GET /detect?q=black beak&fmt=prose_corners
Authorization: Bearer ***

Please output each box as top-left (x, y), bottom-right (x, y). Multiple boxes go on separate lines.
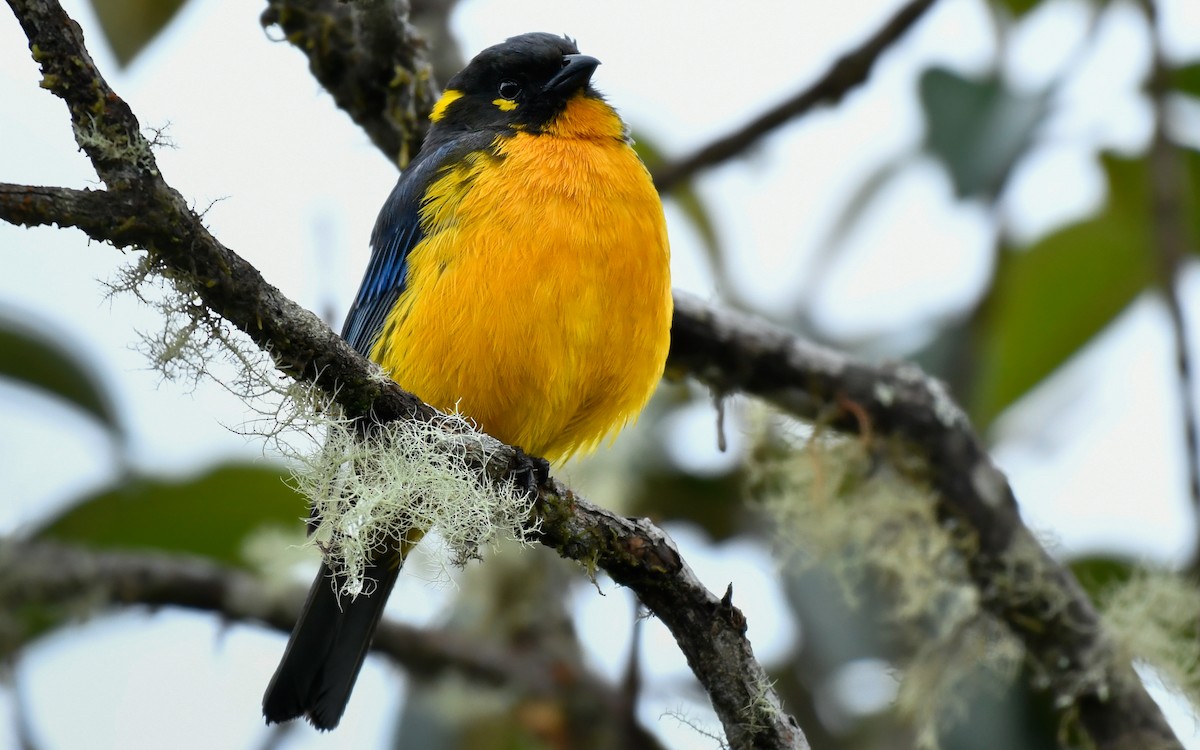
top-left (544, 54), bottom-right (600, 94)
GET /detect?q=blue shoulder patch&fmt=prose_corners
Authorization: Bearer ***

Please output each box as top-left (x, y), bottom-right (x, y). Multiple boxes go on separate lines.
top-left (341, 144), bottom-right (448, 355)
top-left (341, 132), bottom-right (501, 357)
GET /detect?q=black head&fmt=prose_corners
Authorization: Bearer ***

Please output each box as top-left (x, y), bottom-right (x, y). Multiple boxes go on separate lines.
top-left (428, 33), bottom-right (602, 135)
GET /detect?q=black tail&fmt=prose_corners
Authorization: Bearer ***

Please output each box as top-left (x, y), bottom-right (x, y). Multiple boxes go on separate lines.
top-left (262, 557), bottom-right (402, 730)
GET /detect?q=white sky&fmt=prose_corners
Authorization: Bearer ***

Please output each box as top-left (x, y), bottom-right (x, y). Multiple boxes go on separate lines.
top-left (2, 0), bottom-right (1200, 747)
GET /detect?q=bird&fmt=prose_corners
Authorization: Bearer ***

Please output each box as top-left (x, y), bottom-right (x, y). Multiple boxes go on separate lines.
top-left (262, 32), bottom-right (672, 729)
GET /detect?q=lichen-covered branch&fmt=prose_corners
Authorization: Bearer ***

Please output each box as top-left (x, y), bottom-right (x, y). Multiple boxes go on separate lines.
top-left (1, 0), bottom-right (1185, 748)
top-left (533, 485), bottom-right (804, 750)
top-left (1, 1), bottom-right (807, 747)
top-left (668, 295), bottom-right (1182, 750)
top-left (260, 0), bottom-right (438, 167)
top-left (0, 186), bottom-right (806, 748)
top-left (6, 0), bottom-right (429, 424)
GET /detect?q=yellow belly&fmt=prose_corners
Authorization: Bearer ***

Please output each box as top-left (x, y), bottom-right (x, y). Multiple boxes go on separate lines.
top-left (370, 130), bottom-right (672, 462)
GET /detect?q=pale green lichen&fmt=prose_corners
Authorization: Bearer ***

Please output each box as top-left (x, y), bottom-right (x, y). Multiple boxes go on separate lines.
top-left (106, 257), bottom-right (268, 395)
top-left (109, 257), bottom-right (535, 597)
top-left (73, 114), bottom-right (160, 175)
top-left (1101, 569), bottom-right (1200, 710)
top-left (747, 413), bottom-right (1023, 748)
top-left (897, 613), bottom-right (1022, 748)
top-left (662, 707), bottom-right (726, 750)
top-left (741, 673), bottom-right (783, 735)
top-left (284, 404), bottom-right (537, 598)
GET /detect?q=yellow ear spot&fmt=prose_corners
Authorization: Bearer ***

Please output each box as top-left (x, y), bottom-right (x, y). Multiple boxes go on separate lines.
top-left (492, 98), bottom-right (519, 112)
top-left (430, 90), bottom-right (463, 122)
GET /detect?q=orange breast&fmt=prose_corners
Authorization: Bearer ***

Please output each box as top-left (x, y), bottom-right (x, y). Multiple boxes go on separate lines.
top-left (371, 98), bottom-right (672, 462)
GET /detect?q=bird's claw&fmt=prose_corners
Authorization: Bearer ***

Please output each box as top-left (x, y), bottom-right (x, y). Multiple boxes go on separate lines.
top-left (513, 447), bottom-right (550, 496)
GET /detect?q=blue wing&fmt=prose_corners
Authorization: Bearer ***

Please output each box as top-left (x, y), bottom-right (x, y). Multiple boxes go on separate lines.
top-left (341, 176), bottom-right (423, 355)
top-left (341, 134), bottom-right (498, 357)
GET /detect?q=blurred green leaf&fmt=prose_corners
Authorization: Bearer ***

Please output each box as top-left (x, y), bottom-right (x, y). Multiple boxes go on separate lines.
top-left (971, 155), bottom-right (1154, 427)
top-left (89, 0), bottom-right (189, 67)
top-left (2, 600), bottom-right (71, 658)
top-left (919, 66), bottom-right (1047, 199)
top-left (1182, 146), bottom-right (1200, 251)
top-left (1068, 554), bottom-right (1135, 603)
top-left (0, 309), bottom-right (122, 437)
top-left (1172, 62), bottom-right (1200, 99)
top-left (34, 463), bottom-right (305, 568)
top-left (998, 0), bottom-right (1043, 16)
top-left (628, 468), bottom-right (745, 541)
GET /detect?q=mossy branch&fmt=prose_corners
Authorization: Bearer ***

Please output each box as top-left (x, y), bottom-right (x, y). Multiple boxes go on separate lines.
top-left (1, 1), bottom-right (806, 747)
top-left (669, 299), bottom-right (1183, 750)
top-left (260, 0), bottom-right (437, 167)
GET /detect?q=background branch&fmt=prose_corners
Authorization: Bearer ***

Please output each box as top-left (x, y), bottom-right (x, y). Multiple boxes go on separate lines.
top-left (650, 0), bottom-right (937, 192)
top-left (668, 295), bottom-right (1182, 750)
top-left (0, 538), bottom-right (667, 750)
top-left (261, 0), bottom-right (438, 166)
top-left (1144, 0), bottom-right (1200, 571)
top-left (256, 0), bottom-right (938, 193)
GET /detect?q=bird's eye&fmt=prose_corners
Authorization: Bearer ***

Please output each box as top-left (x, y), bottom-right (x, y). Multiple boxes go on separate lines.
top-left (497, 80), bottom-right (521, 100)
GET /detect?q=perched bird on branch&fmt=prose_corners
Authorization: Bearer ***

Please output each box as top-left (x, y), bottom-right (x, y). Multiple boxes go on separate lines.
top-left (263, 32), bottom-right (672, 730)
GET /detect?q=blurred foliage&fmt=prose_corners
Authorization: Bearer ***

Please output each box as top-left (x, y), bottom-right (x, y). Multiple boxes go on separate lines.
top-left (0, 300), bottom-right (299, 566)
top-left (816, 67), bottom-right (1047, 305)
top-left (1069, 554), bottom-right (1136, 601)
top-left (918, 67), bottom-right (1047, 200)
top-left (0, 308), bottom-right (123, 439)
top-left (1, 305), bottom-right (299, 655)
top-left (33, 464), bottom-right (304, 567)
top-left (971, 155), bottom-right (1158, 427)
top-left (88, 0), bottom-right (189, 67)
top-left (1173, 62), bottom-right (1200, 98)
top-left (628, 469), bottom-right (745, 541)
top-left (824, 49), bottom-right (1200, 432)
top-left (998, 0), bottom-right (1043, 16)
top-left (998, 0), bottom-right (1111, 19)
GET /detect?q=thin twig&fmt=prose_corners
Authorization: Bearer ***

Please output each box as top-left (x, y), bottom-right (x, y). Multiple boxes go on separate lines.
top-left (1144, 0), bottom-right (1200, 557)
top-left (265, 0), bottom-right (939, 192)
top-left (650, 0), bottom-right (938, 192)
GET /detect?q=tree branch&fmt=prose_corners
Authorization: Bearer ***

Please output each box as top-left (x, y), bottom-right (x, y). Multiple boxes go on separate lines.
top-left (0, 539), bottom-right (522, 687)
top-left (2, 1), bottom-right (806, 747)
top-left (1144, 0), bottom-right (1200, 568)
top-left (669, 296), bottom-right (1182, 750)
top-left (255, 0), bottom-right (939, 192)
top-left (650, 0), bottom-right (938, 192)
top-left (260, 0), bottom-right (437, 167)
top-left (1, 0), bottom-right (1185, 748)
top-left (0, 538), bottom-right (666, 750)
